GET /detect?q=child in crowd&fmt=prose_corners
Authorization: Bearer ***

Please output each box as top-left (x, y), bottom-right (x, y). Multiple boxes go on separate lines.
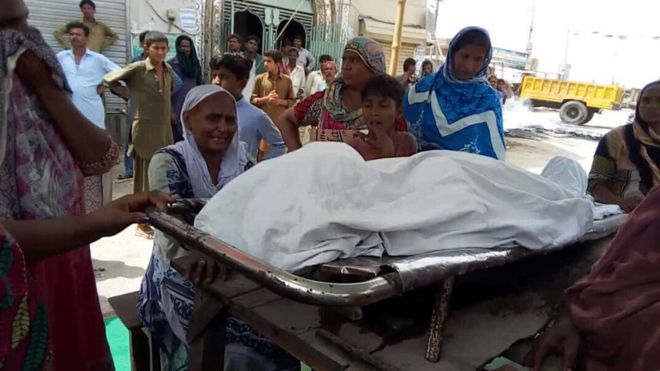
top-left (350, 74), bottom-right (417, 160)
top-left (210, 54), bottom-right (286, 160)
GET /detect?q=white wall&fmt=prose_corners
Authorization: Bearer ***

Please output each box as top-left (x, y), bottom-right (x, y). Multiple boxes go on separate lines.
top-left (128, 0), bottom-right (200, 33)
top-left (350, 0), bottom-right (427, 28)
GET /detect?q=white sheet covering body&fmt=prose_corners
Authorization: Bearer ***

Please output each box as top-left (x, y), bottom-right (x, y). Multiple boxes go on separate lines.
top-left (195, 143), bottom-right (595, 272)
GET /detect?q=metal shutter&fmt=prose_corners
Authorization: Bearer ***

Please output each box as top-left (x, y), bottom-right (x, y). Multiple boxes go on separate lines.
top-left (379, 41), bottom-right (416, 75)
top-left (25, 0), bottom-right (128, 113)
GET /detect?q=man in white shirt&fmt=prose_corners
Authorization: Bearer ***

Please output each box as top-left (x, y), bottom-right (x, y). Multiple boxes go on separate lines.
top-left (56, 21), bottom-right (119, 212)
top-left (286, 47), bottom-right (306, 101)
top-left (303, 54), bottom-right (332, 97)
top-left (57, 21), bottom-right (119, 128)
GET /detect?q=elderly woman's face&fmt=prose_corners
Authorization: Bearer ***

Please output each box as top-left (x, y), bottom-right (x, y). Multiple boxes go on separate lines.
top-left (638, 84), bottom-right (660, 127)
top-left (184, 93), bottom-right (237, 155)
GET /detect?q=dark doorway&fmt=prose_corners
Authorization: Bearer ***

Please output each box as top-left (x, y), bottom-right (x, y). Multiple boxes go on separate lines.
top-left (276, 19), bottom-right (306, 52)
top-left (234, 11), bottom-right (263, 53)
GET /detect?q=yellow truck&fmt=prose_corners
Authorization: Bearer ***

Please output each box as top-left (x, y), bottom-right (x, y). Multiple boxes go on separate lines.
top-left (519, 76), bottom-right (625, 125)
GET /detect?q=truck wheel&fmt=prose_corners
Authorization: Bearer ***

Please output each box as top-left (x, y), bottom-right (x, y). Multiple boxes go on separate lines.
top-left (559, 101), bottom-right (589, 125)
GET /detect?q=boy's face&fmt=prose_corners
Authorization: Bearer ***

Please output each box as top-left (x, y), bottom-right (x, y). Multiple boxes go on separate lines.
top-left (228, 38), bottom-right (241, 52)
top-left (264, 56), bottom-right (278, 74)
top-left (213, 67), bottom-right (246, 99)
top-left (246, 39), bottom-right (259, 54)
top-left (147, 41), bottom-right (168, 64)
top-left (406, 64), bottom-right (416, 74)
top-left (81, 4), bottom-right (95, 19)
top-left (423, 63), bottom-right (433, 75)
top-left (362, 95), bottom-right (401, 134)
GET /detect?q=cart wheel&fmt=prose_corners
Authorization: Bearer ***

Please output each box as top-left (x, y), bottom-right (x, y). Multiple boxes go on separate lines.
top-left (559, 101), bottom-right (589, 125)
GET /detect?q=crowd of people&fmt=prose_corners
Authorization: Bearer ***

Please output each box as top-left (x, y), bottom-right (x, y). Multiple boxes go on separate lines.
top-left (1, 0), bottom-right (659, 370)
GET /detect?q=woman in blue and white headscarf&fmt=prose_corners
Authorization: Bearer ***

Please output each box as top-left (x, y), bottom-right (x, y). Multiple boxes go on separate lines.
top-left (404, 26), bottom-right (506, 160)
top-left (138, 85), bottom-right (298, 371)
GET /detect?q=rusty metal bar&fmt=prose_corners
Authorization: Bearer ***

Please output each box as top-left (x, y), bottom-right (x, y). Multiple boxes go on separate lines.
top-left (425, 276), bottom-right (456, 362)
top-left (147, 209), bottom-right (402, 307)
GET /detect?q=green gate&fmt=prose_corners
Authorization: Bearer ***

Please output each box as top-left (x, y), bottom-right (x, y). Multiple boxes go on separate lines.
top-left (308, 23), bottom-right (348, 69)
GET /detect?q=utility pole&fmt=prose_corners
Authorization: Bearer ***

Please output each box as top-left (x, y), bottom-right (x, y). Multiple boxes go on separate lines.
top-left (388, 0), bottom-right (407, 76)
top-left (562, 28), bottom-right (571, 81)
top-left (526, 0), bottom-right (535, 60)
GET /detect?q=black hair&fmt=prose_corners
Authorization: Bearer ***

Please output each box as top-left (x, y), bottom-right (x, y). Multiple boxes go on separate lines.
top-left (403, 58), bottom-right (416, 72)
top-left (138, 30), bottom-right (150, 43)
top-left (293, 34), bottom-right (304, 42)
top-left (422, 59), bottom-right (433, 69)
top-left (264, 50), bottom-right (283, 64)
top-left (319, 54), bottom-right (333, 64)
top-left (286, 47), bottom-right (299, 57)
top-left (144, 31), bottom-right (168, 48)
top-left (210, 54), bottom-right (252, 81)
top-left (79, 0), bottom-right (96, 9)
top-left (228, 33), bottom-right (242, 43)
top-left (66, 21), bottom-right (90, 37)
top-left (246, 35), bottom-right (261, 45)
top-left (451, 29), bottom-right (491, 55)
top-left (361, 74), bottom-right (404, 108)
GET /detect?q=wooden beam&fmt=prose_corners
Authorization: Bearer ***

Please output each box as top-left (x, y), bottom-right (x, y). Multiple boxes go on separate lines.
top-left (388, 0), bottom-right (407, 75)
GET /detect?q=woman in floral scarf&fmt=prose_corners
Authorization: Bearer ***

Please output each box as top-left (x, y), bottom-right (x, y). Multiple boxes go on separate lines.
top-left (278, 37), bottom-right (408, 150)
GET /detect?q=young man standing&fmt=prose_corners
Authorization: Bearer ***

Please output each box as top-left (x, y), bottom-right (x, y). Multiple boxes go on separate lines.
top-left (244, 35), bottom-right (266, 75)
top-left (54, 0), bottom-right (118, 53)
top-left (241, 35), bottom-right (265, 99)
top-left (56, 21), bottom-right (119, 213)
top-left (251, 50), bottom-right (296, 160)
top-left (396, 58), bottom-right (419, 91)
top-left (117, 30), bottom-right (151, 181)
top-left (104, 31), bottom-right (175, 237)
top-left (293, 34), bottom-right (315, 74)
top-left (211, 54), bottom-right (286, 160)
top-left (286, 47), bottom-right (306, 101)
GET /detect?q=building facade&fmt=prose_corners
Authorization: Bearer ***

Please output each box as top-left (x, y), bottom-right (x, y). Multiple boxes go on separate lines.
top-left (351, 0), bottom-right (429, 75)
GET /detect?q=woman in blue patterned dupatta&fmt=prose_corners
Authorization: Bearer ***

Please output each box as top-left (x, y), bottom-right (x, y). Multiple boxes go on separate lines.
top-left (138, 85), bottom-right (298, 371)
top-left (404, 26), bottom-right (506, 160)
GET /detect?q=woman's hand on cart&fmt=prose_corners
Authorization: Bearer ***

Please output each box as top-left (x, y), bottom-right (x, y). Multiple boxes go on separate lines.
top-left (184, 252), bottom-right (228, 288)
top-left (88, 191), bottom-right (173, 238)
